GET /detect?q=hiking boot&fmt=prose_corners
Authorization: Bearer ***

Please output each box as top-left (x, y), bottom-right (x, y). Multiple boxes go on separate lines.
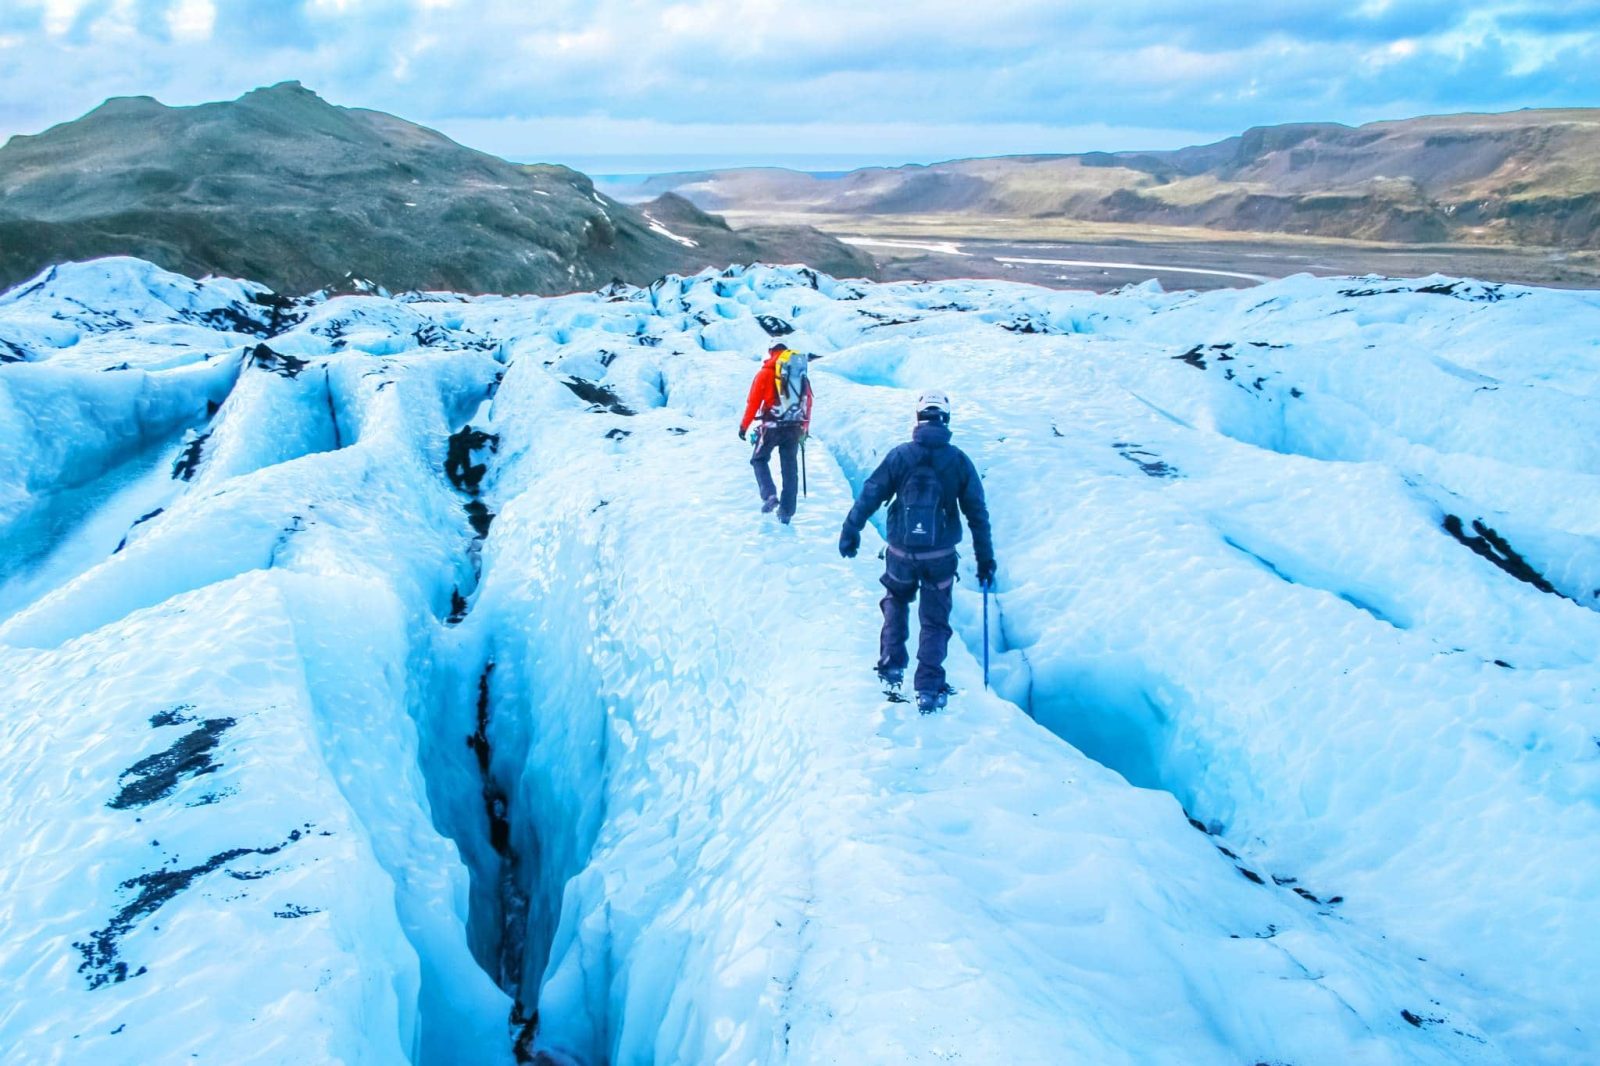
top-left (777, 510), bottom-right (793, 525)
top-left (916, 690), bottom-right (948, 715)
top-left (876, 667), bottom-right (904, 689)
top-left (761, 496), bottom-right (780, 514)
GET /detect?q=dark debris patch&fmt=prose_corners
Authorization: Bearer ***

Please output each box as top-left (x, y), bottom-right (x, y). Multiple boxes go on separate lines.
top-left (605, 427), bottom-right (631, 441)
top-left (6, 266), bottom-right (55, 302)
top-left (61, 297), bottom-right (134, 333)
top-left (445, 426), bottom-right (500, 495)
top-left (267, 516), bottom-right (307, 568)
top-left (858, 309), bottom-right (922, 329)
top-left (196, 303), bottom-right (272, 338)
top-left (1113, 442), bottom-right (1179, 479)
top-left (756, 315), bottom-right (794, 336)
top-left (1175, 342), bottom-right (1242, 371)
top-left (467, 664), bottom-right (512, 857)
top-left (0, 335), bottom-right (33, 362)
top-left (597, 278), bottom-right (638, 301)
top-left (561, 377), bottom-right (635, 416)
top-left (413, 322), bottom-right (452, 348)
top-left (150, 706), bottom-right (197, 728)
top-left (1416, 280), bottom-right (1516, 302)
top-left (74, 829), bottom-right (308, 990)
top-left (171, 431), bottom-right (210, 481)
top-left (249, 343), bottom-right (311, 379)
top-left (273, 904), bottom-right (322, 919)
top-left (464, 500), bottom-right (494, 538)
top-left (1441, 515), bottom-right (1565, 599)
top-left (1338, 283), bottom-right (1403, 298)
top-left (108, 718), bottom-right (236, 810)
top-left (1340, 280), bottom-right (1518, 303)
top-left (1401, 1009), bottom-right (1446, 1028)
top-left (114, 508), bottom-right (165, 553)
top-left (447, 588), bottom-right (470, 626)
top-left (512, 1002), bottom-right (541, 1064)
top-left (249, 291), bottom-right (301, 335)
top-left (998, 315), bottom-right (1052, 334)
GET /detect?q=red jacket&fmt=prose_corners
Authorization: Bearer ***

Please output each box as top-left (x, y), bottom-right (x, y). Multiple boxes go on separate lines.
top-left (740, 351), bottom-right (813, 434)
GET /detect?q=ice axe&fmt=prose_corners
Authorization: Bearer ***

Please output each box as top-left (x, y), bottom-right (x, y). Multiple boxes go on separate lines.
top-left (982, 583), bottom-right (991, 691)
top-left (800, 352), bottom-right (820, 500)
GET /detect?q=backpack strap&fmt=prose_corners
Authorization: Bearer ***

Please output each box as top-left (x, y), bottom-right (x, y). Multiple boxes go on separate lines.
top-left (908, 444), bottom-right (958, 499)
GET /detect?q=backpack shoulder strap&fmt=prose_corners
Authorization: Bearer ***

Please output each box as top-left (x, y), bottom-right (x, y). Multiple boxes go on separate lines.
top-left (928, 445), bottom-right (965, 500)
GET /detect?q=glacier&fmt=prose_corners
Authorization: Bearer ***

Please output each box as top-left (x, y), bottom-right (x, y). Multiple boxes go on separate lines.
top-left (0, 256), bottom-right (1596, 1064)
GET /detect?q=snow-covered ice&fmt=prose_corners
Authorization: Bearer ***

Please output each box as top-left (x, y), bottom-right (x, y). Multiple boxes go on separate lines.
top-left (1, 256), bottom-right (1596, 1064)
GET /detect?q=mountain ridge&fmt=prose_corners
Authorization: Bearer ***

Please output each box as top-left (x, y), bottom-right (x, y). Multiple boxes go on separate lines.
top-left (0, 82), bottom-right (876, 294)
top-left (606, 107), bottom-right (1600, 248)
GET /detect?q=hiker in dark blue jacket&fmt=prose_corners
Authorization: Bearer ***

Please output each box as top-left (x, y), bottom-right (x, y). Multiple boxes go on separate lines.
top-left (839, 391), bottom-right (996, 713)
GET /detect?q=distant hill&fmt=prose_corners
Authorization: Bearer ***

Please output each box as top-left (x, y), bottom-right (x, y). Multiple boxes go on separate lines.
top-left (0, 83), bottom-right (875, 294)
top-left (608, 110), bottom-right (1600, 248)
top-left (630, 192), bottom-right (876, 277)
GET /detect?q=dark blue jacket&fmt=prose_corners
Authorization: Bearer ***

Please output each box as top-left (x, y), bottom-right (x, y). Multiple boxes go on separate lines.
top-left (844, 422), bottom-right (994, 564)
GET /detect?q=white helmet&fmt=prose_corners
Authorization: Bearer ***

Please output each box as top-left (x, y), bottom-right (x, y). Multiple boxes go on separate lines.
top-left (915, 390), bottom-right (951, 422)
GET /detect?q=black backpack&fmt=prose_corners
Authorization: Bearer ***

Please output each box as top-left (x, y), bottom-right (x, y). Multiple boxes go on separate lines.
top-left (897, 448), bottom-right (949, 550)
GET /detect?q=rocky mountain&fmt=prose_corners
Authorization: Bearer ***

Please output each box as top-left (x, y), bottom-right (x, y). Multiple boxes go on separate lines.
top-left (0, 83), bottom-right (875, 294)
top-left (610, 109), bottom-right (1600, 247)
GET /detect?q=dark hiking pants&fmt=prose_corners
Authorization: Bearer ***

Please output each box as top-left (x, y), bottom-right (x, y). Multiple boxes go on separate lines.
top-left (878, 547), bottom-right (959, 694)
top-left (751, 422), bottom-right (803, 518)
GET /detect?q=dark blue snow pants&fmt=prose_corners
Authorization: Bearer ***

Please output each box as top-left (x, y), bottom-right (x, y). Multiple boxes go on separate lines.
top-left (878, 546), bottom-right (959, 694)
top-left (751, 422), bottom-right (803, 519)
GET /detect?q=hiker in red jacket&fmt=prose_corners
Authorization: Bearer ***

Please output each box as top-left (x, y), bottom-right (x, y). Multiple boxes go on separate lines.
top-left (738, 343), bottom-right (813, 524)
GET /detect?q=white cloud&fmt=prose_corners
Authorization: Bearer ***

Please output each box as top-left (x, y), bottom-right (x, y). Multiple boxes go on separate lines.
top-left (166, 0), bottom-right (216, 41)
top-left (38, 0), bottom-right (90, 36)
top-left (0, 0), bottom-right (1594, 165)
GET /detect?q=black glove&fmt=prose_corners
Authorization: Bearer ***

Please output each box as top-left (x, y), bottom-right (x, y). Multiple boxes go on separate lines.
top-left (839, 526), bottom-right (860, 558)
top-left (977, 558), bottom-right (996, 589)
top-left (738, 427), bottom-right (747, 442)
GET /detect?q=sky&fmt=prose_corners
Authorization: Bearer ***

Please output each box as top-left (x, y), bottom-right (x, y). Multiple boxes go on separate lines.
top-left (1, 0), bottom-right (1596, 173)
